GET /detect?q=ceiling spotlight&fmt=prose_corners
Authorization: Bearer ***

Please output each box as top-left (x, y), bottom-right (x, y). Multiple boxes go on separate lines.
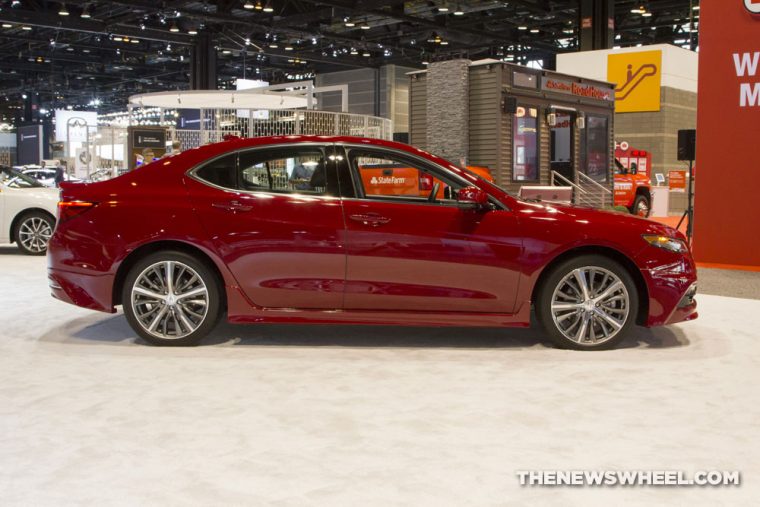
top-left (169, 22), bottom-right (179, 32)
top-left (254, 0), bottom-right (263, 9)
top-left (518, 25), bottom-right (527, 30)
top-left (453, 5), bottom-right (464, 15)
top-left (243, 1), bottom-right (254, 8)
top-left (360, 22), bottom-right (370, 29)
top-left (59, 3), bottom-right (69, 16)
top-left (268, 42), bottom-right (278, 48)
top-left (284, 45), bottom-right (293, 50)
top-left (80, 4), bottom-right (93, 18)
top-left (222, 49), bottom-right (231, 54)
top-left (131, 38), bottom-right (139, 43)
top-left (188, 28), bottom-right (198, 35)
top-left (440, 40), bottom-right (449, 45)
top-left (437, 6), bottom-right (449, 13)
top-left (642, 11), bottom-right (652, 17)
top-left (530, 28), bottom-right (540, 33)
top-left (362, 50), bottom-right (370, 57)
top-left (350, 47), bottom-right (358, 55)
top-left (1, 23), bottom-right (12, 28)
top-left (344, 17), bottom-right (355, 27)
top-left (11, 0), bottom-right (21, 7)
top-left (21, 25), bottom-right (32, 30)
top-left (631, 5), bottom-right (646, 14)
top-left (263, 1), bottom-right (273, 12)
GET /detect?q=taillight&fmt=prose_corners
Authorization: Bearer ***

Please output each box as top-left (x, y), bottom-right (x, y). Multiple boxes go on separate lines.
top-left (419, 174), bottom-right (433, 191)
top-left (57, 201), bottom-right (96, 222)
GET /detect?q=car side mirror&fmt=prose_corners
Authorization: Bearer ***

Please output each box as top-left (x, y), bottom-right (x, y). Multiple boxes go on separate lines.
top-left (457, 186), bottom-right (489, 209)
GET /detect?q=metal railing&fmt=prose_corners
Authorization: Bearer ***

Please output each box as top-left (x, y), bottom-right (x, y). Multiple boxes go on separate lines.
top-left (551, 170), bottom-right (611, 208)
top-left (577, 172), bottom-right (612, 208)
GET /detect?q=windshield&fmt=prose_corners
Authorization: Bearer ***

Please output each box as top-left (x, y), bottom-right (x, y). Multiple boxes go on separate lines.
top-left (0, 167), bottom-right (44, 188)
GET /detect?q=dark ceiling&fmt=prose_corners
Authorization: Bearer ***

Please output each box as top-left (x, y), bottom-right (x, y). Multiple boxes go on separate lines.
top-left (0, 0), bottom-right (700, 121)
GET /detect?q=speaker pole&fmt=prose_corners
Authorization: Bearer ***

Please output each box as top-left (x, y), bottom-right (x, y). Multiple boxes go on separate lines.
top-left (676, 158), bottom-right (695, 244)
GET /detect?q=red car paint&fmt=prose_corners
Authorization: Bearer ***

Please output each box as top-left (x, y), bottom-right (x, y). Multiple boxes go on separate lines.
top-left (47, 135), bottom-right (696, 330)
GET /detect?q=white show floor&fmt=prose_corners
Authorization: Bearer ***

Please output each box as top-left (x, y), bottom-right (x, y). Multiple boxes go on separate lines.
top-left (1, 248), bottom-right (759, 506)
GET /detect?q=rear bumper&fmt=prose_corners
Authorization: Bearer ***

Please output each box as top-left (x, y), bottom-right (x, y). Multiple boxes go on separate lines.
top-left (48, 268), bottom-right (116, 313)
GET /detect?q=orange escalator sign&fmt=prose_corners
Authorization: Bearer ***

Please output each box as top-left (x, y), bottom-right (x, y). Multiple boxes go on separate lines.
top-left (607, 50), bottom-right (662, 113)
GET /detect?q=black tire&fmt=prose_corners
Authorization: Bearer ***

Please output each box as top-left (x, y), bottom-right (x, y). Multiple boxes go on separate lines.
top-left (631, 194), bottom-right (651, 218)
top-left (14, 211), bottom-right (55, 256)
top-left (122, 251), bottom-right (222, 346)
top-left (535, 254), bottom-right (639, 351)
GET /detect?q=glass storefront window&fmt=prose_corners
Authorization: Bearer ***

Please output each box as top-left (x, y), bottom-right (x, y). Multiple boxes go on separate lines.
top-left (582, 115), bottom-right (609, 182)
top-left (513, 106), bottom-right (539, 182)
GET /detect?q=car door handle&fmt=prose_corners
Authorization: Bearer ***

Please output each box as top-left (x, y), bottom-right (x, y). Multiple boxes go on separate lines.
top-left (212, 200), bottom-right (253, 212)
top-left (349, 213), bottom-right (391, 226)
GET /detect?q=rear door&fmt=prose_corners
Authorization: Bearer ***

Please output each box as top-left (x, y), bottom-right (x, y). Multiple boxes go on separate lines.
top-left (185, 143), bottom-right (347, 309)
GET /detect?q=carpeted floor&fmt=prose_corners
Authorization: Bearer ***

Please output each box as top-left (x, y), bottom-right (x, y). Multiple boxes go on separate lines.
top-left (1, 248), bottom-right (759, 505)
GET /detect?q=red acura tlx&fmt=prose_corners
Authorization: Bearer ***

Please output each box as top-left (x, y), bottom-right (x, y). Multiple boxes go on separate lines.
top-left (47, 136), bottom-right (697, 350)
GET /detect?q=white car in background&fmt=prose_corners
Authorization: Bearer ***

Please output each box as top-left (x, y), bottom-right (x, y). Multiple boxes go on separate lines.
top-left (0, 168), bottom-right (59, 255)
top-left (20, 167), bottom-right (81, 187)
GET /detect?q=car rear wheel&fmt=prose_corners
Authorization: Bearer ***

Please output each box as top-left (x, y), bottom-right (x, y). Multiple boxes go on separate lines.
top-left (535, 255), bottom-right (639, 350)
top-left (122, 251), bottom-right (221, 346)
top-left (15, 211), bottom-right (55, 255)
top-left (631, 194), bottom-right (651, 217)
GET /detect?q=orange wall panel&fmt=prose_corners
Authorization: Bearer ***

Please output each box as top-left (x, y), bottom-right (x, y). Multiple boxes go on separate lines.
top-left (693, 0), bottom-right (760, 267)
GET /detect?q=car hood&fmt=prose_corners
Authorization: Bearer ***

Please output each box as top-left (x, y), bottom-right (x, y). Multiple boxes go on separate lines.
top-left (515, 199), bottom-right (682, 239)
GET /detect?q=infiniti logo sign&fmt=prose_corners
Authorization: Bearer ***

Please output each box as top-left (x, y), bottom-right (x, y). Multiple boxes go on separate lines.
top-left (746, 0), bottom-right (760, 15)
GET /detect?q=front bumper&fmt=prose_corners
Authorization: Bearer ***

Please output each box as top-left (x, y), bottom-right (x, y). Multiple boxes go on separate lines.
top-left (641, 258), bottom-right (698, 326)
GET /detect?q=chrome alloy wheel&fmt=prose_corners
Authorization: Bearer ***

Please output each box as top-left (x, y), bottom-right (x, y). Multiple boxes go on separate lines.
top-left (550, 267), bottom-right (630, 346)
top-left (19, 216), bottom-right (53, 253)
top-left (130, 260), bottom-right (209, 340)
top-left (636, 199), bottom-right (650, 217)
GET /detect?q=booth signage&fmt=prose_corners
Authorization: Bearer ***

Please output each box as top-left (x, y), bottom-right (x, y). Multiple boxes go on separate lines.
top-left (133, 129), bottom-right (166, 149)
top-left (668, 170), bottom-right (687, 192)
top-left (541, 77), bottom-right (614, 102)
top-left (17, 125), bottom-right (43, 166)
top-left (694, 0), bottom-right (760, 267)
top-left (745, 0), bottom-right (760, 15)
top-left (607, 50), bottom-right (662, 113)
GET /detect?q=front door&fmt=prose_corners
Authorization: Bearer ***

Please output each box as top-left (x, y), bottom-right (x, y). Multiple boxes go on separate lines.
top-left (550, 111), bottom-right (575, 183)
top-left (185, 144), bottom-right (346, 309)
top-left (338, 145), bottom-right (523, 314)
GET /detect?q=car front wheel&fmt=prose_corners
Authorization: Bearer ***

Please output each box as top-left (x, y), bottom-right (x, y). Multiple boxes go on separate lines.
top-left (122, 251), bottom-right (222, 346)
top-left (535, 255), bottom-right (639, 350)
top-left (631, 194), bottom-right (651, 217)
top-left (15, 211), bottom-right (55, 255)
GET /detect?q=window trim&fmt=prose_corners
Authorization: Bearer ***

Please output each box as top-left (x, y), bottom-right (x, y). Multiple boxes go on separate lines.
top-left (511, 104), bottom-right (541, 184)
top-left (186, 142), bottom-right (338, 198)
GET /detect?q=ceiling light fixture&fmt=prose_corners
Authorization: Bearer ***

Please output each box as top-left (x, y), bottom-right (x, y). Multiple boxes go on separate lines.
top-left (453, 5), bottom-right (464, 15)
top-left (1, 23), bottom-right (12, 28)
top-left (437, 6), bottom-right (449, 13)
top-left (344, 17), bottom-right (355, 27)
top-left (360, 21), bottom-right (370, 29)
top-left (263, 2), bottom-right (273, 12)
top-left (59, 3), bottom-right (69, 16)
top-left (80, 5), bottom-right (93, 18)
top-left (169, 22), bottom-right (179, 32)
top-left (254, 0), bottom-right (263, 10)
top-left (530, 28), bottom-right (540, 33)
top-left (244, 1), bottom-right (254, 9)
top-left (518, 25), bottom-right (527, 30)
top-left (188, 27), bottom-right (198, 35)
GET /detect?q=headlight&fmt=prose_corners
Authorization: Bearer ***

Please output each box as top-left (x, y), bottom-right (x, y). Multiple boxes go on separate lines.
top-left (642, 234), bottom-right (688, 253)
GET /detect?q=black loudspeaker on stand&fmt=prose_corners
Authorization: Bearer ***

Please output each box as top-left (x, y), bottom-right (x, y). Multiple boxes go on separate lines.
top-left (676, 129), bottom-right (696, 243)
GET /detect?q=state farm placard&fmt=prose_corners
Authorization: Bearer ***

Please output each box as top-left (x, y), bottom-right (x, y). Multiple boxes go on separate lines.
top-left (693, 0), bottom-right (760, 267)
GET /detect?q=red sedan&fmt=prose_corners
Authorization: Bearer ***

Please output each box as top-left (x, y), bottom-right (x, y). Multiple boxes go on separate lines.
top-left (47, 136), bottom-right (697, 350)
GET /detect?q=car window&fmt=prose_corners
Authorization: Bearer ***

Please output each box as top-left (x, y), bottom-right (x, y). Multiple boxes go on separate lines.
top-left (195, 153), bottom-right (237, 189)
top-left (347, 149), bottom-right (463, 204)
top-left (238, 148), bottom-right (334, 195)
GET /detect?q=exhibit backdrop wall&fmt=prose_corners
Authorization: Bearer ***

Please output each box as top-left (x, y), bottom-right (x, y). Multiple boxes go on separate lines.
top-left (693, 0), bottom-right (760, 268)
